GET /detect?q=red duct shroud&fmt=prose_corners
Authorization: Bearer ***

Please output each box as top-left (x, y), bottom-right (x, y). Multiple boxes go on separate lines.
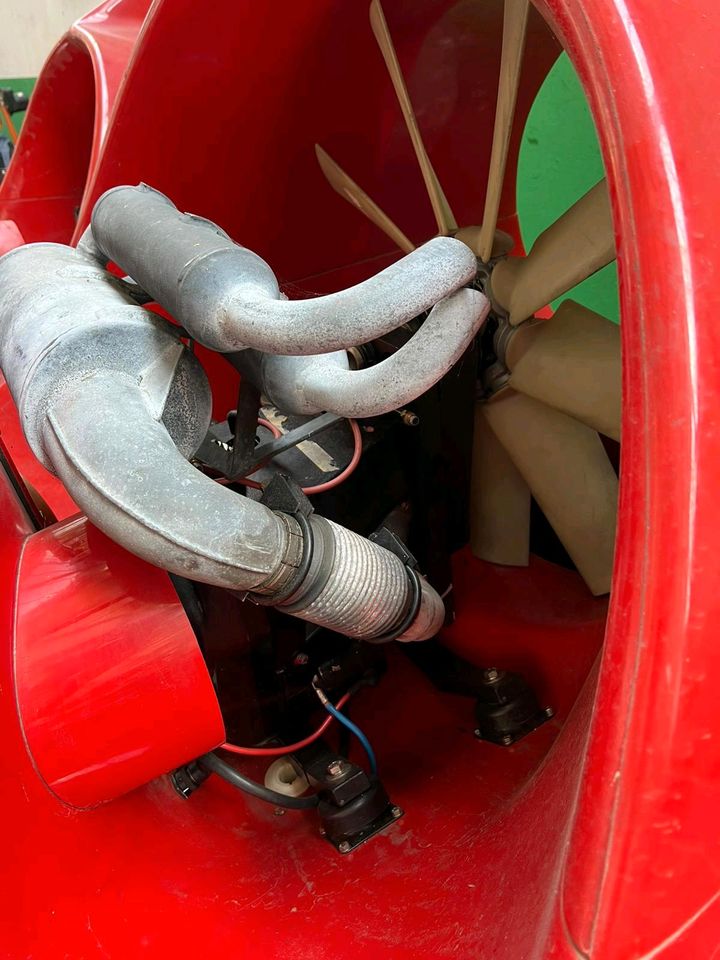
top-left (14, 515), bottom-right (224, 808)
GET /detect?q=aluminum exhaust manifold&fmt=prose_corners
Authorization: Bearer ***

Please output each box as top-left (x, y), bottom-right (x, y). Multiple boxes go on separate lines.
top-left (0, 243), bottom-right (443, 641)
top-left (236, 285), bottom-right (486, 419)
top-left (89, 186), bottom-right (489, 419)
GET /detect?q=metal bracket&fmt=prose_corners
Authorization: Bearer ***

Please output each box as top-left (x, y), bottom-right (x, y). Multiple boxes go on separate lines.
top-left (196, 381), bottom-right (342, 483)
top-left (249, 411), bottom-right (341, 477)
top-left (195, 380), bottom-right (261, 479)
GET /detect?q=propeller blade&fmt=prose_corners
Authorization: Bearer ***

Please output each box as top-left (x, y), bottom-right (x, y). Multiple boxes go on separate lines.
top-left (491, 178), bottom-right (615, 325)
top-left (369, 0), bottom-right (457, 235)
top-left (505, 300), bottom-right (621, 440)
top-left (315, 144), bottom-right (415, 254)
top-left (470, 402), bottom-right (531, 565)
top-left (476, 0), bottom-right (530, 263)
top-left (483, 390), bottom-right (617, 595)
top-left (454, 225), bottom-right (515, 259)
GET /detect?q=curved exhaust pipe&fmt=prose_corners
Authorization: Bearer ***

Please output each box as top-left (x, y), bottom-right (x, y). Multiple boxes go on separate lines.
top-left (90, 183), bottom-right (479, 356)
top-left (0, 243), bottom-right (443, 642)
top-left (245, 287), bottom-right (488, 418)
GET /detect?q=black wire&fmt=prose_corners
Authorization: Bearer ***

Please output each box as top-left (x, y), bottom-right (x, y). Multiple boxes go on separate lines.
top-left (198, 751), bottom-right (319, 810)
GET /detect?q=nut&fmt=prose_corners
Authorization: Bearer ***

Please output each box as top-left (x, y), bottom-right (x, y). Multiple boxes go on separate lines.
top-left (326, 760), bottom-right (346, 778)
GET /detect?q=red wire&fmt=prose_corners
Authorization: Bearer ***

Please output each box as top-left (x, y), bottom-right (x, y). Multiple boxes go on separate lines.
top-left (239, 418), bottom-right (363, 495)
top-left (300, 419), bottom-right (363, 495)
top-left (257, 417), bottom-right (282, 439)
top-left (220, 691), bottom-right (352, 757)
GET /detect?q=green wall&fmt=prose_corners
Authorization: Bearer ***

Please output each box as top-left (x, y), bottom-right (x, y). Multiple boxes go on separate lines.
top-left (517, 53), bottom-right (619, 323)
top-left (0, 77), bottom-right (35, 134)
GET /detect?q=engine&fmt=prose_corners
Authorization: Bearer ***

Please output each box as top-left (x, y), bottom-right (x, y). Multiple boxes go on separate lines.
top-left (0, 181), bottom-right (503, 846)
top-left (0, 163), bottom-right (617, 854)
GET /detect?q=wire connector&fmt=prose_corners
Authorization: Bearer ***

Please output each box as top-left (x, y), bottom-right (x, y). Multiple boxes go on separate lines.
top-left (312, 676), bottom-right (330, 706)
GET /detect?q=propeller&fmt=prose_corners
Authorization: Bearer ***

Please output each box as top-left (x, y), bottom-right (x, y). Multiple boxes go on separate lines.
top-left (369, 0), bottom-right (457, 235)
top-left (480, 390), bottom-right (618, 596)
top-left (313, 0), bottom-right (622, 596)
top-left (315, 144), bottom-right (415, 254)
top-left (504, 299), bottom-right (621, 440)
top-left (470, 403), bottom-right (531, 566)
top-left (490, 178), bottom-right (615, 324)
top-left (317, 0), bottom-right (524, 258)
top-left (475, 0), bottom-right (529, 262)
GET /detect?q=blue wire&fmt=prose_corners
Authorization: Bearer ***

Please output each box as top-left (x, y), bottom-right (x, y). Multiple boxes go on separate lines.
top-left (323, 700), bottom-right (378, 775)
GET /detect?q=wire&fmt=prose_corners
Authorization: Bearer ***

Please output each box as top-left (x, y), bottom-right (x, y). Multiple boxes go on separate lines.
top-left (257, 417), bottom-right (282, 439)
top-left (238, 418), bottom-right (363, 495)
top-left (220, 691), bottom-right (352, 757)
top-left (322, 701), bottom-right (378, 775)
top-left (312, 679), bottom-right (378, 775)
top-left (198, 751), bottom-right (319, 810)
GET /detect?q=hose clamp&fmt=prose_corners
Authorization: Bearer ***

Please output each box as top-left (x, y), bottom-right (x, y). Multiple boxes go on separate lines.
top-left (363, 527), bottom-right (423, 644)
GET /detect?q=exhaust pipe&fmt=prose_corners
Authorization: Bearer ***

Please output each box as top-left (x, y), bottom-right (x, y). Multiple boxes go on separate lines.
top-left (239, 287), bottom-right (488, 418)
top-left (90, 183), bottom-right (489, 419)
top-left (90, 183), bottom-right (479, 356)
top-left (0, 243), bottom-right (443, 641)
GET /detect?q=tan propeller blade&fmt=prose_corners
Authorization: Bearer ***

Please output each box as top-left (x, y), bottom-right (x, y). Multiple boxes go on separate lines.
top-left (505, 300), bottom-right (621, 440)
top-left (482, 390), bottom-right (617, 595)
top-left (315, 144), bottom-right (415, 254)
top-left (476, 0), bottom-right (530, 263)
top-left (491, 178), bottom-right (615, 325)
top-left (369, 0), bottom-right (457, 235)
top-left (470, 403), bottom-right (531, 566)
top-left (455, 225), bottom-right (515, 259)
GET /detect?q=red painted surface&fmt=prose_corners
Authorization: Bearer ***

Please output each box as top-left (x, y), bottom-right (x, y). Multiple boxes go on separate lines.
top-left (14, 516), bottom-right (225, 808)
top-left (0, 219), bottom-right (24, 255)
top-left (536, 0), bottom-right (720, 956)
top-left (0, 0), bottom-right (717, 957)
top-left (0, 0), bottom-right (152, 244)
top-left (0, 375), bottom-right (77, 520)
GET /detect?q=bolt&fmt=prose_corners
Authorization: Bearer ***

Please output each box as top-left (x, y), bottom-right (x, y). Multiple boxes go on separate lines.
top-left (396, 408), bottom-right (420, 427)
top-left (501, 734), bottom-right (514, 746)
top-left (544, 706), bottom-right (555, 718)
top-left (319, 827), bottom-right (326, 837)
top-left (338, 841), bottom-right (351, 854)
top-left (293, 652), bottom-right (309, 666)
top-left (484, 668), bottom-right (500, 682)
top-left (474, 729), bottom-right (482, 738)
top-left (391, 806), bottom-right (403, 819)
top-left (326, 760), bottom-right (346, 778)
top-left (273, 807), bottom-right (286, 816)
